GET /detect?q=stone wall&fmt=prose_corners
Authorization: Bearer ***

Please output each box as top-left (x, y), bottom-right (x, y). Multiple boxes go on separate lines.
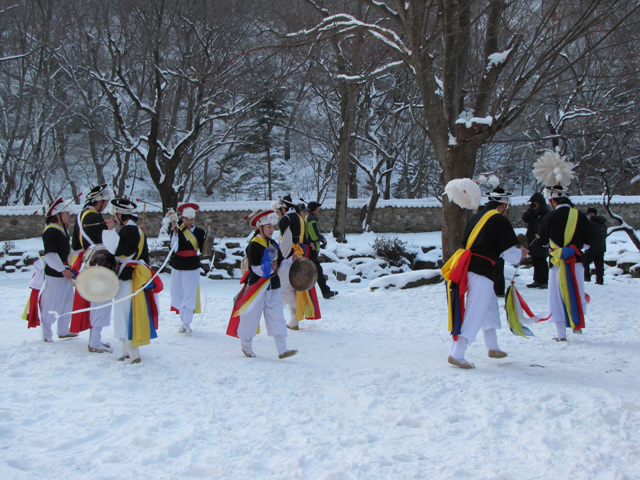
top-left (1, 199), bottom-right (638, 241)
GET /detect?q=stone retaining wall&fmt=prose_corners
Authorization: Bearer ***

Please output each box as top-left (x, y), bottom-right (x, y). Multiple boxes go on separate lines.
top-left (1, 200), bottom-right (638, 241)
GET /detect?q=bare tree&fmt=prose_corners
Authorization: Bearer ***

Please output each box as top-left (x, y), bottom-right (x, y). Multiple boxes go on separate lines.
top-left (292, 0), bottom-right (640, 257)
top-left (79, 0), bottom-right (264, 210)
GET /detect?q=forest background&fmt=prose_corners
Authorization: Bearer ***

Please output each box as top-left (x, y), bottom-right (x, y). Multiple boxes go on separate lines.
top-left (2, 0), bottom-right (640, 256)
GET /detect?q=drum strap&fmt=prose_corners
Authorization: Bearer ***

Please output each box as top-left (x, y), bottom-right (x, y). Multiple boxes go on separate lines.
top-left (78, 208), bottom-right (98, 249)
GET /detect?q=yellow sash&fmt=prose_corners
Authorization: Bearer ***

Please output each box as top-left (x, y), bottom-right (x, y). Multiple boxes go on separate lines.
top-left (252, 236), bottom-right (268, 248)
top-left (442, 210), bottom-right (499, 333)
top-left (549, 208), bottom-right (578, 266)
top-left (296, 214), bottom-right (305, 244)
top-left (180, 224), bottom-right (200, 251)
top-left (44, 223), bottom-right (66, 234)
top-left (131, 264), bottom-right (153, 347)
top-left (441, 210), bottom-right (499, 281)
top-left (548, 208), bottom-right (580, 328)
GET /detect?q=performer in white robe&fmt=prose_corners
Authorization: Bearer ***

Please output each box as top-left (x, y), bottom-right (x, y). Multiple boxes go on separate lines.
top-left (40, 198), bottom-right (76, 342)
top-left (70, 183), bottom-right (114, 353)
top-left (227, 210), bottom-right (298, 359)
top-left (448, 189), bottom-right (528, 369)
top-left (168, 203), bottom-right (206, 335)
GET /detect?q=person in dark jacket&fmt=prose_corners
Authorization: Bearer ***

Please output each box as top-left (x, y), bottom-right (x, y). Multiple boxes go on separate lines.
top-left (227, 210), bottom-right (298, 359)
top-left (40, 198), bottom-right (76, 342)
top-left (522, 192), bottom-right (549, 288)
top-left (584, 207), bottom-right (607, 285)
top-left (538, 186), bottom-right (595, 340)
top-left (103, 198), bottom-right (156, 364)
top-left (70, 183), bottom-right (114, 353)
top-left (168, 203), bottom-right (207, 334)
top-left (305, 201), bottom-right (338, 299)
top-left (448, 189), bottom-right (528, 369)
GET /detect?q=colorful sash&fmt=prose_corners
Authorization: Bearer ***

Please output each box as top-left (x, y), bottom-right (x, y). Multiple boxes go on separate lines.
top-left (226, 236), bottom-right (274, 337)
top-left (129, 264), bottom-right (163, 347)
top-left (505, 284), bottom-right (550, 338)
top-left (442, 210), bottom-right (499, 340)
top-left (291, 244), bottom-right (321, 321)
top-left (22, 288), bottom-right (41, 328)
top-left (549, 208), bottom-right (585, 329)
top-left (69, 251), bottom-right (92, 333)
top-left (22, 259), bottom-right (45, 328)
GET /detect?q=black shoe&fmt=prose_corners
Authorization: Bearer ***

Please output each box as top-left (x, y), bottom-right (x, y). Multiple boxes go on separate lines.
top-left (527, 281), bottom-right (540, 288)
top-left (322, 291), bottom-right (338, 299)
top-left (538, 283), bottom-right (548, 289)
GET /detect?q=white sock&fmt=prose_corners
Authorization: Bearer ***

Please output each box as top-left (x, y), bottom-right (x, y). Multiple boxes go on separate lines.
top-left (483, 328), bottom-right (500, 351)
top-left (451, 336), bottom-right (468, 360)
top-left (89, 326), bottom-right (103, 349)
top-left (42, 322), bottom-right (53, 341)
top-left (274, 335), bottom-right (288, 355)
top-left (240, 338), bottom-right (254, 355)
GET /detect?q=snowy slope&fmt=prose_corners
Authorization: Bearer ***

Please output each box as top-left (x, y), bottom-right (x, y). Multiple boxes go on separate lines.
top-left (0, 232), bottom-right (639, 480)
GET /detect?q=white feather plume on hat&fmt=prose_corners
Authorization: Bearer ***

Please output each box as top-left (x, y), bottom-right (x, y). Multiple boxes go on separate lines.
top-left (532, 151), bottom-right (574, 187)
top-left (444, 178), bottom-right (482, 210)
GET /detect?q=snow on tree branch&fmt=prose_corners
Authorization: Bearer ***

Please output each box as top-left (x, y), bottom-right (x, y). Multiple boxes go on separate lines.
top-left (335, 60), bottom-right (405, 82)
top-left (287, 14), bottom-right (411, 58)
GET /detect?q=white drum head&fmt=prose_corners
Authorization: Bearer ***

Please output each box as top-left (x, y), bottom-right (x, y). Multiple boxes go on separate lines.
top-left (75, 266), bottom-right (119, 303)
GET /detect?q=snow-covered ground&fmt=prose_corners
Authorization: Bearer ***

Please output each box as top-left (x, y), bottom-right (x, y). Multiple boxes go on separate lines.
top-left (1, 231), bottom-right (639, 480)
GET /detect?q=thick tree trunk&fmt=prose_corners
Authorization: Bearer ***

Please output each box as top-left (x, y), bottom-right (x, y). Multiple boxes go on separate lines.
top-left (332, 82), bottom-right (358, 243)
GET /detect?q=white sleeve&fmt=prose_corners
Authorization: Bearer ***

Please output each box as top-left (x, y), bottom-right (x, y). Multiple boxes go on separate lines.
top-left (43, 252), bottom-right (65, 272)
top-left (501, 245), bottom-right (522, 266)
top-left (251, 265), bottom-right (265, 277)
top-left (101, 229), bottom-right (120, 255)
top-left (170, 233), bottom-right (179, 252)
top-left (279, 256), bottom-right (294, 270)
top-left (279, 229), bottom-right (293, 258)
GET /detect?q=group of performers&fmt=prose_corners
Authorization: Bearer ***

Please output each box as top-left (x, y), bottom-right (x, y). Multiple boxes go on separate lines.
top-left (444, 152), bottom-right (596, 369)
top-left (26, 184), bottom-right (163, 364)
top-left (28, 154), bottom-right (596, 370)
top-left (25, 186), bottom-right (337, 362)
top-left (225, 194), bottom-right (337, 357)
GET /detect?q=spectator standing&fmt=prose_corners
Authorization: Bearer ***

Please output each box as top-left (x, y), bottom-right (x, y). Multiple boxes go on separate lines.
top-left (584, 207), bottom-right (607, 285)
top-left (522, 192), bottom-right (550, 289)
top-left (304, 201), bottom-right (338, 299)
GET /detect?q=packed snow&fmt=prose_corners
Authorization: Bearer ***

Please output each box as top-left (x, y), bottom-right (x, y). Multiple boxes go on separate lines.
top-left (1, 230), bottom-right (639, 480)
